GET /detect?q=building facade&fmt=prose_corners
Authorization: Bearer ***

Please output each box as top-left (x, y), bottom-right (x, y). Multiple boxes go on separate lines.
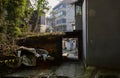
top-left (52, 0), bottom-right (75, 32)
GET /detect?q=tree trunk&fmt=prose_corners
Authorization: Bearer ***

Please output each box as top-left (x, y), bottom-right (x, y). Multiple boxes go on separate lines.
top-left (33, 14), bottom-right (39, 32)
top-left (38, 16), bottom-right (41, 32)
top-left (31, 12), bottom-right (41, 32)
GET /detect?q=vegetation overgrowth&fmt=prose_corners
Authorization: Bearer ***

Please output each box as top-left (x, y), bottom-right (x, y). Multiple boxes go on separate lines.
top-left (0, 0), bottom-right (49, 56)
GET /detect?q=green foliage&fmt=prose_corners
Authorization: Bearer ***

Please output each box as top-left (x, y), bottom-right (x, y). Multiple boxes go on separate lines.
top-left (0, 24), bottom-right (7, 33)
top-left (3, 0), bottom-right (26, 21)
top-left (7, 24), bottom-right (22, 37)
top-left (0, 33), bottom-right (7, 44)
top-left (24, 0), bottom-right (34, 29)
top-left (14, 26), bottom-right (22, 37)
top-left (36, 0), bottom-right (49, 14)
top-left (2, 0), bottom-right (27, 37)
top-left (0, 0), bottom-right (27, 55)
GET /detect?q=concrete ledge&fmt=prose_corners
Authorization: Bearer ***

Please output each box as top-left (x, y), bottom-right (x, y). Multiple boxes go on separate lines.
top-left (95, 69), bottom-right (120, 78)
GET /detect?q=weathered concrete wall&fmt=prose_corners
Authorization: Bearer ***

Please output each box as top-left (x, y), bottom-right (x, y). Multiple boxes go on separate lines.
top-left (86, 0), bottom-right (120, 68)
top-left (17, 35), bottom-right (63, 61)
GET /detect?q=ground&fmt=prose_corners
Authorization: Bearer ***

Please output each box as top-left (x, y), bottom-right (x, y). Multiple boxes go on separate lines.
top-left (2, 60), bottom-right (120, 78)
top-left (0, 61), bottom-right (85, 78)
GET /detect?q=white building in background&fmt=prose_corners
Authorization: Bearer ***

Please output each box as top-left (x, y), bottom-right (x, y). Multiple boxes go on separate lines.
top-left (50, 0), bottom-right (75, 32)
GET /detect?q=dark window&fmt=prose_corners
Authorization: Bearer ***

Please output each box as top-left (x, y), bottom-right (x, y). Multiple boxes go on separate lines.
top-left (62, 19), bottom-right (66, 23)
top-left (63, 11), bottom-right (66, 16)
top-left (56, 19), bottom-right (66, 24)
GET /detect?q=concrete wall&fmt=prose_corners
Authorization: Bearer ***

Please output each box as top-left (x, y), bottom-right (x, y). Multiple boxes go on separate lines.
top-left (85, 0), bottom-right (120, 68)
top-left (17, 35), bottom-right (63, 62)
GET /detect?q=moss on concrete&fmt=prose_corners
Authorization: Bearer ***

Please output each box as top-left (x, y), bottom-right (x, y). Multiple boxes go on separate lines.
top-left (82, 66), bottom-right (96, 78)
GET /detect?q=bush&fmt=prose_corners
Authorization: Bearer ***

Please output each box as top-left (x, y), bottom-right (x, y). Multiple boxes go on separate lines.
top-left (14, 26), bottom-right (22, 37)
top-left (0, 24), bottom-right (7, 33)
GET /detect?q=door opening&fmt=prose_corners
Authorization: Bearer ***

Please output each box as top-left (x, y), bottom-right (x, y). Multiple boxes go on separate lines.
top-left (62, 38), bottom-right (79, 60)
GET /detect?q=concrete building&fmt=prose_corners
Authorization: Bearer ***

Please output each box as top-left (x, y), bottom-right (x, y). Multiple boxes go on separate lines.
top-left (45, 17), bottom-right (54, 32)
top-left (69, 0), bottom-right (120, 69)
top-left (39, 16), bottom-right (48, 33)
top-left (52, 0), bottom-right (75, 32)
